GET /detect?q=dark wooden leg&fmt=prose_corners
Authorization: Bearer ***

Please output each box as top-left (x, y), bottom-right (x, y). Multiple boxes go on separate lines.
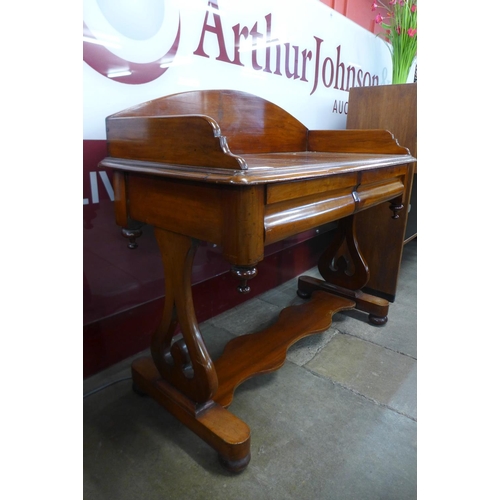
top-left (297, 215), bottom-right (390, 325)
top-left (132, 228), bottom-right (251, 472)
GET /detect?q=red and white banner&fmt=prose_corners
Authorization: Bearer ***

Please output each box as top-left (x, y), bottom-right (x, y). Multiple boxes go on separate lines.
top-left (83, 0), bottom-right (391, 140)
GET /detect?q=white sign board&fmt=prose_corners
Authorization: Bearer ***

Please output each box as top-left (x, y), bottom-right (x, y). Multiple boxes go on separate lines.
top-left (83, 0), bottom-right (392, 139)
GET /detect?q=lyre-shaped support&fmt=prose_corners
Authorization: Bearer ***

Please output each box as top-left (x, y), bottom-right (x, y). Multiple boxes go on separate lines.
top-left (297, 214), bottom-right (389, 325)
top-left (131, 228), bottom-right (252, 472)
top-left (150, 228), bottom-right (218, 404)
top-left (317, 215), bottom-right (370, 291)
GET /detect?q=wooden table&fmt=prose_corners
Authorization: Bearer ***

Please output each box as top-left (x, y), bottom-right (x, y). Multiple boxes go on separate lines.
top-left (100, 90), bottom-right (415, 472)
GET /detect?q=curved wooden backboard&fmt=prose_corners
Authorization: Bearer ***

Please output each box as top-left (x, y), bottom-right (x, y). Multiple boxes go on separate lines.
top-left (109, 89), bottom-right (308, 154)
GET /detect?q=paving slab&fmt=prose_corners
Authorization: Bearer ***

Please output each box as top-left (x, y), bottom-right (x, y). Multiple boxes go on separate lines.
top-left (207, 297), bottom-right (281, 337)
top-left (84, 362), bottom-right (416, 500)
top-left (306, 333), bottom-right (417, 419)
top-left (285, 327), bottom-right (339, 366)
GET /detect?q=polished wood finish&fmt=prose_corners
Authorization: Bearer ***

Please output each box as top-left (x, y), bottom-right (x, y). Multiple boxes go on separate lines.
top-left (131, 356), bottom-right (252, 472)
top-left (214, 291), bottom-right (356, 408)
top-left (108, 89), bottom-right (308, 155)
top-left (101, 90), bottom-right (414, 471)
top-left (347, 83), bottom-right (417, 301)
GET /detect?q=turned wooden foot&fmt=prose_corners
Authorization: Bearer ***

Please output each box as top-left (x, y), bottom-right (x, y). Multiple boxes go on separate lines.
top-left (368, 314), bottom-right (388, 326)
top-left (218, 453), bottom-right (252, 473)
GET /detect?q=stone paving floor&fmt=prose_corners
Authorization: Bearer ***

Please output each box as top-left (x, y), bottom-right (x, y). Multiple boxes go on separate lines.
top-left (83, 239), bottom-right (417, 500)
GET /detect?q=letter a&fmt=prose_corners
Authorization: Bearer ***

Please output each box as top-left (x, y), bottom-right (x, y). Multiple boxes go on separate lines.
top-left (193, 0), bottom-right (231, 63)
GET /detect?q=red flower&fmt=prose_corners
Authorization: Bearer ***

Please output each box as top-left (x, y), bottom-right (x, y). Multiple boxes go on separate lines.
top-left (407, 28), bottom-right (417, 37)
top-left (375, 13), bottom-right (384, 24)
top-left (371, 2), bottom-right (378, 11)
top-left (411, 4), bottom-right (417, 12)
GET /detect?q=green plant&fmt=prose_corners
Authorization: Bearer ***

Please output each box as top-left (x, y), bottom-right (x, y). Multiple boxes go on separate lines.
top-left (373, 0), bottom-right (417, 84)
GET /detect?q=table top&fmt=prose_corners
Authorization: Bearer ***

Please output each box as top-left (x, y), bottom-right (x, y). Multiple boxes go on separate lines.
top-left (101, 90), bottom-right (414, 186)
top-left (101, 151), bottom-right (413, 185)
top-left (102, 90), bottom-right (415, 272)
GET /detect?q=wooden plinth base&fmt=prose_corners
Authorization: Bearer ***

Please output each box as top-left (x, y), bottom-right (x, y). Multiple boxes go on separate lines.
top-left (297, 276), bottom-right (389, 325)
top-left (131, 291), bottom-right (355, 472)
top-left (131, 357), bottom-right (251, 473)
